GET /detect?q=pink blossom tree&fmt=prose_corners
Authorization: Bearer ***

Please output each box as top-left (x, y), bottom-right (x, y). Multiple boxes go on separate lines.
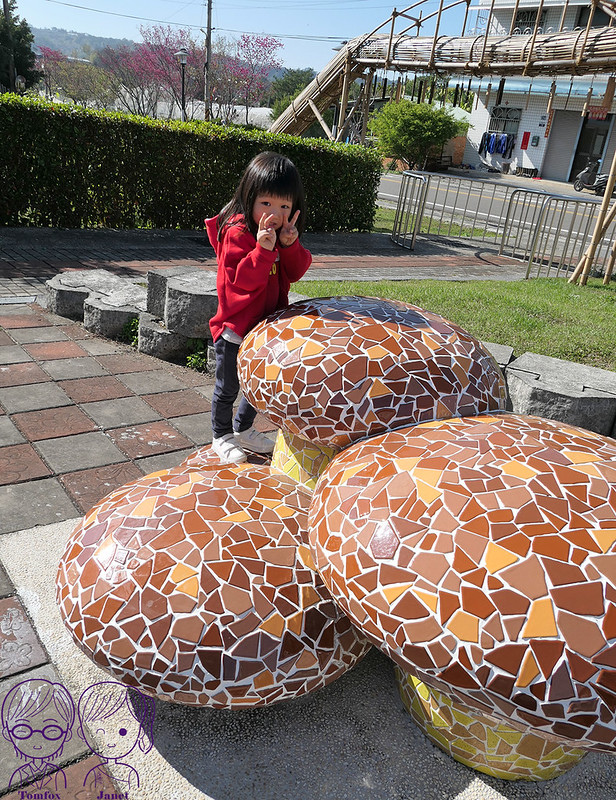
top-left (98, 44), bottom-right (161, 117)
top-left (232, 34), bottom-right (283, 124)
top-left (36, 45), bottom-right (66, 98)
top-left (138, 25), bottom-right (206, 120)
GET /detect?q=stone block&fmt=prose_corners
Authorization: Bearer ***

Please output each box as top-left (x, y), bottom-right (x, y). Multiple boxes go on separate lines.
top-left (164, 273), bottom-right (218, 338)
top-left (146, 266), bottom-right (204, 318)
top-left (481, 340), bottom-right (514, 371)
top-left (46, 270), bottom-right (142, 321)
top-left (138, 313), bottom-right (192, 362)
top-left (505, 352), bottom-right (616, 436)
top-left (83, 285), bottom-right (146, 339)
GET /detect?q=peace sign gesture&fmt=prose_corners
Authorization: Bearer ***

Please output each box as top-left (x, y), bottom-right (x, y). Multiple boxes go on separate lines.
top-left (256, 212), bottom-right (277, 251)
top-left (278, 209), bottom-right (300, 248)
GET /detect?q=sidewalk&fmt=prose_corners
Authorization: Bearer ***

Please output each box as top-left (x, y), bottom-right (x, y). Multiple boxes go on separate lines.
top-left (2, 229), bottom-right (611, 800)
top-left (0, 226), bottom-right (528, 304)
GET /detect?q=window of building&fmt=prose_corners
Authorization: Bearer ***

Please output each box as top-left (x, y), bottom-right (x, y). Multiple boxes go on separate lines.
top-left (488, 106), bottom-right (521, 135)
top-left (576, 7), bottom-right (610, 28)
top-left (513, 9), bottom-right (546, 32)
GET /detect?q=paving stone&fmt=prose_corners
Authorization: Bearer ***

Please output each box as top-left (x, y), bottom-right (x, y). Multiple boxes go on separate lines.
top-left (96, 352), bottom-right (160, 374)
top-left (169, 411), bottom-right (212, 445)
top-left (0, 478), bottom-right (78, 534)
top-left (143, 388), bottom-right (212, 418)
top-left (135, 447), bottom-right (195, 474)
top-left (0, 596), bottom-right (48, 679)
top-left (0, 362), bottom-right (51, 388)
top-left (0, 313), bottom-right (50, 329)
top-left (0, 331), bottom-right (13, 346)
top-left (12, 406), bottom-right (96, 441)
top-left (2, 756), bottom-right (118, 800)
top-left (0, 563), bottom-right (13, 597)
top-left (0, 382), bottom-right (71, 413)
top-left (83, 395), bottom-right (162, 429)
top-left (0, 417), bottom-right (25, 446)
top-left (24, 340), bottom-right (89, 360)
top-left (108, 421), bottom-right (194, 458)
top-left (506, 352), bottom-right (616, 436)
top-left (0, 664), bottom-right (90, 794)
top-left (59, 375), bottom-right (132, 403)
top-left (78, 338), bottom-right (123, 355)
top-left (0, 346), bottom-right (32, 365)
top-left (41, 356), bottom-right (109, 381)
top-left (61, 461), bottom-right (144, 514)
top-left (34, 431), bottom-right (128, 474)
top-left (0, 443), bottom-right (51, 485)
top-left (116, 369), bottom-right (188, 395)
top-left (8, 326), bottom-right (69, 344)
top-left (194, 383), bottom-right (216, 401)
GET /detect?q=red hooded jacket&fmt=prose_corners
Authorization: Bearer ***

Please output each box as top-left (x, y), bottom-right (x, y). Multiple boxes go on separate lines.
top-left (206, 216), bottom-right (312, 342)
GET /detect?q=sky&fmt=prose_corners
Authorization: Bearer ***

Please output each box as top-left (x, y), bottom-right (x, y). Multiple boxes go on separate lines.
top-left (14, 0), bottom-right (468, 71)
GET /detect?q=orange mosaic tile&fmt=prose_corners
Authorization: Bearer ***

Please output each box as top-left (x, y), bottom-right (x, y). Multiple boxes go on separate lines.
top-left (56, 459), bottom-right (370, 706)
top-left (309, 413), bottom-right (616, 750)
top-left (239, 297), bottom-right (506, 447)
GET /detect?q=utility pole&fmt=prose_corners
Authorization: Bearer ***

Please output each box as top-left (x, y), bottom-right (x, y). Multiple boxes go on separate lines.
top-left (204, 0), bottom-right (212, 121)
top-left (2, 0), bottom-right (16, 92)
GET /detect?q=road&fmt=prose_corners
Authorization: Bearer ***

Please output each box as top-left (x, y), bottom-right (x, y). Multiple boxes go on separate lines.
top-left (377, 171), bottom-right (605, 250)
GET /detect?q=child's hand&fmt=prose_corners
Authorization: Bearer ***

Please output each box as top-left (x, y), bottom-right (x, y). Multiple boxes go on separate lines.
top-left (257, 212), bottom-right (277, 251)
top-left (278, 210), bottom-right (300, 248)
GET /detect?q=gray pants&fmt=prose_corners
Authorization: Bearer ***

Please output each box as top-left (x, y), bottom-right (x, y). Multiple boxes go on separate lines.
top-left (211, 337), bottom-right (257, 439)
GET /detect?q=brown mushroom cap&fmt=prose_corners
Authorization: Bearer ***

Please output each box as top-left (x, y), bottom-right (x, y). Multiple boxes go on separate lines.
top-left (308, 413), bottom-right (616, 750)
top-left (238, 297), bottom-right (506, 448)
top-left (57, 462), bottom-right (370, 707)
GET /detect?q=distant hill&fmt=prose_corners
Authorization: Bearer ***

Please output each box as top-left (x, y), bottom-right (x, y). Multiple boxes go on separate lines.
top-left (32, 27), bottom-right (135, 59)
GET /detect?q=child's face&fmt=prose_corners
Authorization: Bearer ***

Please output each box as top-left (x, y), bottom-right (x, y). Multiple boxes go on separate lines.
top-left (252, 194), bottom-right (293, 232)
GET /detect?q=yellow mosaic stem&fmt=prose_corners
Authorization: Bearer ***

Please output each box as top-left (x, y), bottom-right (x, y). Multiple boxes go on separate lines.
top-left (271, 430), bottom-right (339, 491)
top-left (396, 668), bottom-right (587, 781)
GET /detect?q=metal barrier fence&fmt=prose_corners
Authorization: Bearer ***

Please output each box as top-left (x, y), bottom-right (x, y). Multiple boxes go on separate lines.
top-left (392, 171), bottom-right (616, 278)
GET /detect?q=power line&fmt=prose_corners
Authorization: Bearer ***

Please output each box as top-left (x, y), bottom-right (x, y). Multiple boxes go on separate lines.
top-left (43, 0), bottom-right (350, 41)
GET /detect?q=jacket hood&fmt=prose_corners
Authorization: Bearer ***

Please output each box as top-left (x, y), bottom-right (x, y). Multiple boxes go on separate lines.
top-left (205, 216), bottom-right (220, 256)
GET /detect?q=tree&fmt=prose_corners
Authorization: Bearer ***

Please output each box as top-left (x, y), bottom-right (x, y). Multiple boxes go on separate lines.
top-left (270, 67), bottom-right (314, 105)
top-left (55, 59), bottom-right (115, 108)
top-left (37, 45), bottom-right (65, 98)
top-left (231, 34), bottom-right (282, 124)
top-left (369, 100), bottom-right (469, 169)
top-left (138, 25), bottom-right (206, 120)
top-left (98, 44), bottom-right (162, 117)
top-left (0, 0), bottom-right (41, 91)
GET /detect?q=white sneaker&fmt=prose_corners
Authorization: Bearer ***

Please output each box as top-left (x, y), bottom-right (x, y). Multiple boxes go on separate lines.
top-left (234, 427), bottom-right (275, 454)
top-left (211, 433), bottom-right (247, 464)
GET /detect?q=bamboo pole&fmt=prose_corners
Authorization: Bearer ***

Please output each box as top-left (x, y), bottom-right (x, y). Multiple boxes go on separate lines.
top-left (569, 146), bottom-right (616, 284)
top-left (602, 238), bottom-right (616, 284)
top-left (308, 99), bottom-right (334, 139)
top-left (523, 0), bottom-right (545, 76)
top-left (360, 69), bottom-right (375, 142)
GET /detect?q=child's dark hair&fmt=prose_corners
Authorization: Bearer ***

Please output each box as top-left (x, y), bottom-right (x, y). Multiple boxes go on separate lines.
top-left (217, 151), bottom-right (306, 241)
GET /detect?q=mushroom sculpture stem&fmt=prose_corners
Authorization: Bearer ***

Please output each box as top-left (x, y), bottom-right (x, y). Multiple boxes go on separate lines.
top-left (397, 670), bottom-right (587, 781)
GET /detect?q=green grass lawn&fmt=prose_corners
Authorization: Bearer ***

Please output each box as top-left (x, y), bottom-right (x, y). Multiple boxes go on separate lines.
top-left (295, 277), bottom-right (616, 372)
top-left (373, 206), bottom-right (495, 238)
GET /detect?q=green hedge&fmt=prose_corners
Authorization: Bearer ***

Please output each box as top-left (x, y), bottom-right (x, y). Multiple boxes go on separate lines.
top-left (0, 94), bottom-right (381, 232)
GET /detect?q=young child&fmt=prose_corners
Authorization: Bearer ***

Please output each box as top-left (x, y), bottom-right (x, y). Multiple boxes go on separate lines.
top-left (206, 151), bottom-right (312, 464)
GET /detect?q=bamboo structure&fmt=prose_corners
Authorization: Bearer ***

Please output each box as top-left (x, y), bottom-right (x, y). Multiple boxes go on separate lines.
top-left (269, 0), bottom-right (616, 282)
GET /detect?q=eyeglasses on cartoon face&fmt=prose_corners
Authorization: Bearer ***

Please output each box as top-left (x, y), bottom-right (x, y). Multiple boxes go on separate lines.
top-left (9, 723), bottom-right (66, 741)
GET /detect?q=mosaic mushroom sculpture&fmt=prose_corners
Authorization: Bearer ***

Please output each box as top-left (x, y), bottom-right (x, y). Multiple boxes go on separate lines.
top-left (57, 296), bottom-right (616, 781)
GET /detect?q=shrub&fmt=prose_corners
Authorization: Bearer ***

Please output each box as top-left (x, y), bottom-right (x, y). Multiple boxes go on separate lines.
top-left (0, 94), bottom-right (380, 231)
top-left (369, 100), bottom-right (469, 170)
